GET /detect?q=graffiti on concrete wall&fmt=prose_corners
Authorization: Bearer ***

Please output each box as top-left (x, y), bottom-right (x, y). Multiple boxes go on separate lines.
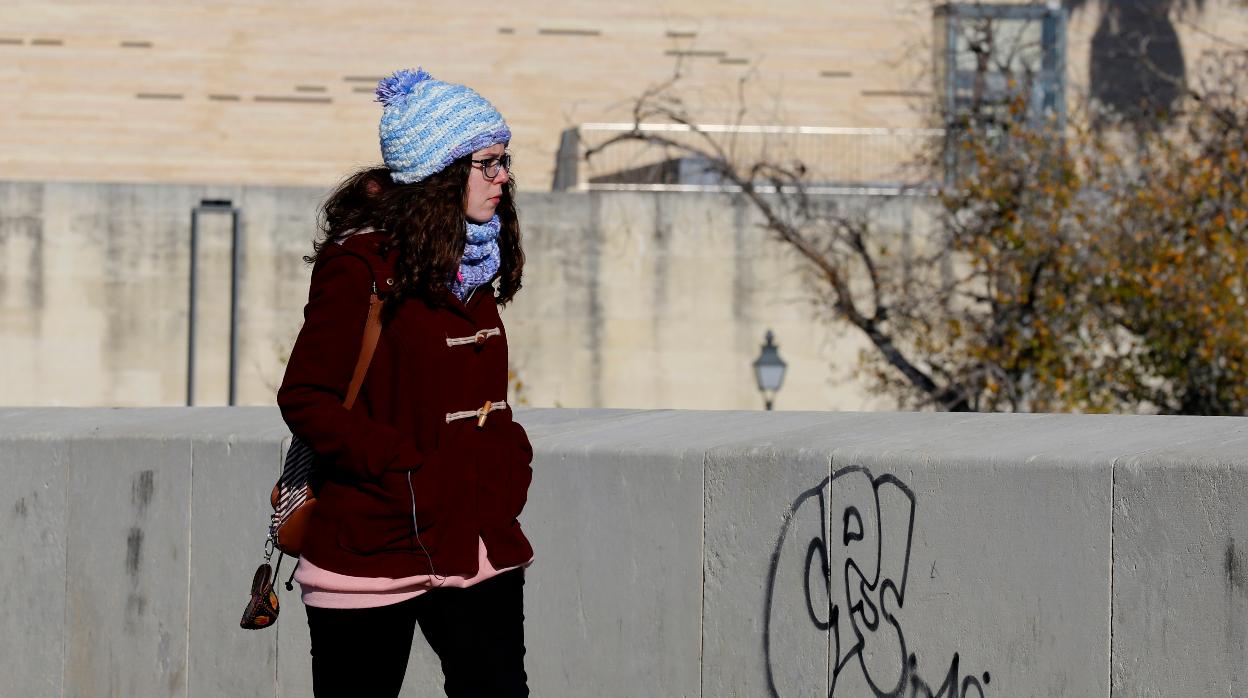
top-left (763, 465), bottom-right (990, 698)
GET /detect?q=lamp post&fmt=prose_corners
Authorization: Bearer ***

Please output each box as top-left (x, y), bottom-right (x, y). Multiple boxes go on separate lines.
top-left (752, 329), bottom-right (787, 410)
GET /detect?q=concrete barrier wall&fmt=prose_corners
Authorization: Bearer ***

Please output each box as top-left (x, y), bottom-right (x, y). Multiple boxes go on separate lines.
top-left (1, 407), bottom-right (1245, 697)
top-left (0, 180), bottom-right (933, 412)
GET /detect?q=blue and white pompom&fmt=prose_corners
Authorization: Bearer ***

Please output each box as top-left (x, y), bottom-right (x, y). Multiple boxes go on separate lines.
top-left (375, 68), bottom-right (432, 107)
top-left (376, 68), bottom-right (512, 184)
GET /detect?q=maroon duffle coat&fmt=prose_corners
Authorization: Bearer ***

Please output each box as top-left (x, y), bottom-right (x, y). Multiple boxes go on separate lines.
top-left (277, 232), bottom-right (534, 578)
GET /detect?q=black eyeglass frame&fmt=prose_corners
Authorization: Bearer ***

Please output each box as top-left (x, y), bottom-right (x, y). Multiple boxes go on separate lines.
top-left (470, 153), bottom-right (511, 179)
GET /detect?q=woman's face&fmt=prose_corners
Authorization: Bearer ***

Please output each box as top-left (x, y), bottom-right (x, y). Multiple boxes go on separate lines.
top-left (464, 143), bottom-right (509, 223)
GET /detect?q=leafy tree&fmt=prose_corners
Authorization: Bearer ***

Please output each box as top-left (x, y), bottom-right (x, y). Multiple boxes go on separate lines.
top-left (587, 44), bottom-right (1248, 414)
top-left (1081, 51), bottom-right (1248, 413)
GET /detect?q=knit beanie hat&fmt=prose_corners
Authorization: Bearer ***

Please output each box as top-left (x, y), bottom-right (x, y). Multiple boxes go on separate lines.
top-left (375, 68), bottom-right (511, 184)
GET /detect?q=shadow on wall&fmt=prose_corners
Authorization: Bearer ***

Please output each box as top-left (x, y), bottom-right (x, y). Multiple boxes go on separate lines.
top-left (1068, 0), bottom-right (1204, 126)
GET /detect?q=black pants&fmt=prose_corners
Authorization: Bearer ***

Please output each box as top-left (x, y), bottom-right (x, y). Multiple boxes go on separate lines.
top-left (306, 568), bottom-right (528, 697)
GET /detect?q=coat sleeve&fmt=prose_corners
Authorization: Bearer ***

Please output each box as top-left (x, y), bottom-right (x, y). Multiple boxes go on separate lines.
top-left (277, 251), bottom-right (421, 481)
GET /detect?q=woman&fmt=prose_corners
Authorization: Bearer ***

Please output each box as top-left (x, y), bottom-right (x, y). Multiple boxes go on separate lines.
top-left (277, 68), bottom-right (534, 697)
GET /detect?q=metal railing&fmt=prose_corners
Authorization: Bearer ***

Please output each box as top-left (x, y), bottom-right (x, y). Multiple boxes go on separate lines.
top-left (554, 123), bottom-right (946, 195)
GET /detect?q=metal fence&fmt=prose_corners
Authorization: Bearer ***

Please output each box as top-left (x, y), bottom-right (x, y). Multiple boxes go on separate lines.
top-left (553, 123), bottom-right (946, 195)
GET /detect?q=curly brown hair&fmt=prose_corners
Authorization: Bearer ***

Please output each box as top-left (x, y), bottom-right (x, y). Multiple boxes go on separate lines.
top-left (310, 159), bottom-right (524, 307)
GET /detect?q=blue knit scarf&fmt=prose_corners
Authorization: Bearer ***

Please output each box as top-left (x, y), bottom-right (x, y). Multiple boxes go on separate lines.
top-left (449, 215), bottom-right (501, 301)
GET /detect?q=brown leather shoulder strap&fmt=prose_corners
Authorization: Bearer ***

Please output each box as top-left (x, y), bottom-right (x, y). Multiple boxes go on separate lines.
top-left (343, 293), bottom-right (383, 409)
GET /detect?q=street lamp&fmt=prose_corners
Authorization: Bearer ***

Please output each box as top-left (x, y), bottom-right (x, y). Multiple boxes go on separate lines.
top-left (752, 329), bottom-right (787, 410)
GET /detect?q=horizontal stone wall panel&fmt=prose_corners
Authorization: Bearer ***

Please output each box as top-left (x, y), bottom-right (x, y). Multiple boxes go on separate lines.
top-left (2, 408), bottom-right (1247, 697)
top-left (702, 444), bottom-right (833, 697)
top-left (64, 435), bottom-right (193, 698)
top-left (188, 435), bottom-right (285, 698)
top-left (1, 182), bottom-right (908, 412)
top-left (1111, 456), bottom-right (1248, 696)
top-left (522, 411), bottom-right (706, 697)
top-left (822, 452), bottom-right (1111, 697)
top-left (784, 412), bottom-right (1120, 697)
top-left (0, 437), bottom-right (68, 698)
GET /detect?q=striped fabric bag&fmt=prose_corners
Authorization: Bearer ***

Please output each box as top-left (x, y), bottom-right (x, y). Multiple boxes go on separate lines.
top-left (268, 437), bottom-right (319, 555)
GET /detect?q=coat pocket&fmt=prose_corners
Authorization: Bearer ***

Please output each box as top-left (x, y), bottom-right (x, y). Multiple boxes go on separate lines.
top-left (501, 420), bottom-right (534, 520)
top-left (336, 461), bottom-right (444, 556)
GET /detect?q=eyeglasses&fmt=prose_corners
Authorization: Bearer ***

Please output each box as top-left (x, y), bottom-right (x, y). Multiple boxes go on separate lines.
top-left (470, 153), bottom-right (511, 180)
